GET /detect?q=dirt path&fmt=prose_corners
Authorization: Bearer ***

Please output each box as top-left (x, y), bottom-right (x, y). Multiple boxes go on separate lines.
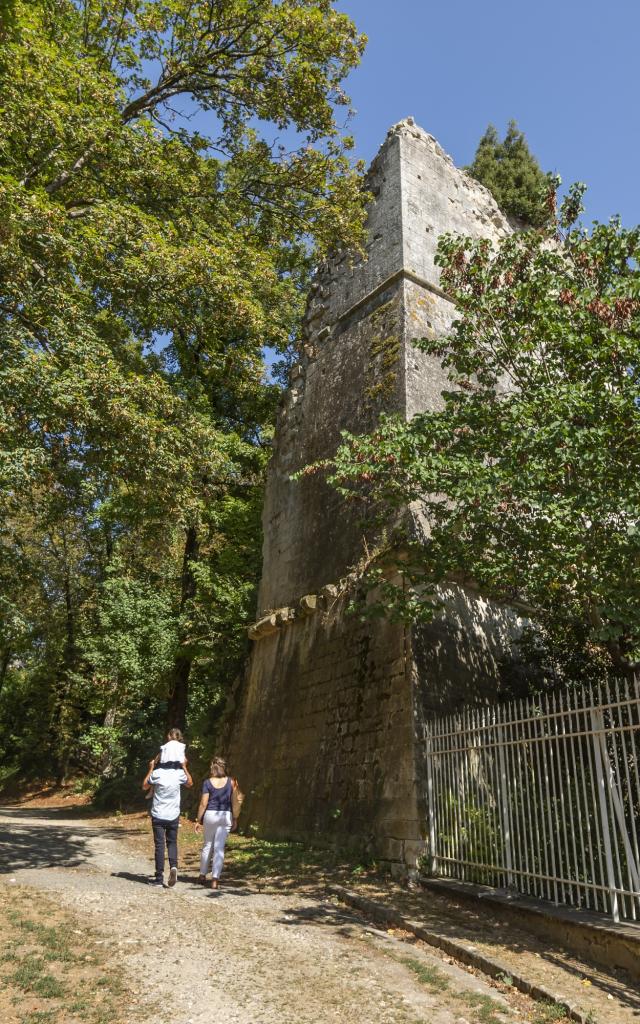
top-left (1, 806), bottom-right (522, 1024)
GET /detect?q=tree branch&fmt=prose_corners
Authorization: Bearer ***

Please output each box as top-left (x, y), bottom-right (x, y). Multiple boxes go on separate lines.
top-left (19, 143), bottom-right (63, 188)
top-left (0, 301), bottom-right (52, 352)
top-left (44, 139), bottom-right (97, 195)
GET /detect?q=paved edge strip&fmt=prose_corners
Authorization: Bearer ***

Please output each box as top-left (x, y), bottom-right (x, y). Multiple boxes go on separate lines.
top-left (328, 884), bottom-right (590, 1024)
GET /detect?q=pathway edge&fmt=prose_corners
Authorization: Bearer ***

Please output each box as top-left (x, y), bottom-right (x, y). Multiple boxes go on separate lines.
top-left (328, 884), bottom-right (590, 1024)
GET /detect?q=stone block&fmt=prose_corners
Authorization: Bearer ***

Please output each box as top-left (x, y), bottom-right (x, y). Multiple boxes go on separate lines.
top-left (390, 861), bottom-right (407, 880)
top-left (377, 837), bottom-right (404, 861)
top-left (247, 613), bottom-right (278, 639)
top-left (275, 606), bottom-right (296, 627)
top-left (379, 817), bottom-right (420, 841)
top-left (403, 839), bottom-right (427, 867)
top-left (299, 593), bottom-right (318, 615)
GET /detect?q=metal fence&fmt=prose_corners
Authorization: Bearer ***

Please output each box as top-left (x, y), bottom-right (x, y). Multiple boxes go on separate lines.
top-left (424, 679), bottom-right (640, 923)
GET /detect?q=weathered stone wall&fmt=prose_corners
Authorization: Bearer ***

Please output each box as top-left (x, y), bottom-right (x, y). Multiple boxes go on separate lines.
top-left (256, 128), bottom-right (409, 613)
top-left (228, 596), bottom-right (422, 863)
top-left (257, 281), bottom-right (404, 611)
top-left (227, 119), bottom-right (524, 868)
top-left (257, 119), bottom-right (511, 613)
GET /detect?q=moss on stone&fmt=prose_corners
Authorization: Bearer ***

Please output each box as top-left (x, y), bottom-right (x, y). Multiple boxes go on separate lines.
top-left (366, 330), bottom-right (400, 404)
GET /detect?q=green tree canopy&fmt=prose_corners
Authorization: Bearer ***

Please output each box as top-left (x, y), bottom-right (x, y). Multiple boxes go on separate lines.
top-left (324, 185), bottom-right (640, 680)
top-left (466, 121), bottom-right (551, 227)
top-left (0, 0), bottom-right (366, 783)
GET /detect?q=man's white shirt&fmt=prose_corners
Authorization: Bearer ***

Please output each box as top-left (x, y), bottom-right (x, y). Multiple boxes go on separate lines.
top-left (147, 768), bottom-right (188, 820)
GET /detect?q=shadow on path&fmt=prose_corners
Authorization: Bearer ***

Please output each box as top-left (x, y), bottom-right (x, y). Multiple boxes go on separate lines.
top-left (111, 871), bottom-right (153, 887)
top-left (0, 806), bottom-right (138, 874)
top-left (276, 900), bottom-right (368, 940)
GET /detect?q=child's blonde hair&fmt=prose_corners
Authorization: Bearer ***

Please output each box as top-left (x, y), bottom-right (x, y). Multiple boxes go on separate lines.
top-left (166, 727), bottom-right (184, 742)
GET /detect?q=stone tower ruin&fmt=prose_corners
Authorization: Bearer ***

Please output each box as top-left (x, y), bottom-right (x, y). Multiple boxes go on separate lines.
top-left (226, 119), bottom-right (524, 868)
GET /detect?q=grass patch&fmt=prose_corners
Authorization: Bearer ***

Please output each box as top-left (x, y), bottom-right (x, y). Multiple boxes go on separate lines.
top-left (400, 953), bottom-right (513, 1023)
top-left (0, 884), bottom-right (135, 1024)
top-left (402, 956), bottom-right (451, 992)
top-left (460, 991), bottom-right (508, 1024)
top-left (8, 912), bottom-right (77, 962)
top-left (10, 955), bottom-right (66, 997)
top-left (20, 1012), bottom-right (58, 1024)
top-left (172, 822), bottom-right (382, 886)
top-left (532, 1003), bottom-right (571, 1024)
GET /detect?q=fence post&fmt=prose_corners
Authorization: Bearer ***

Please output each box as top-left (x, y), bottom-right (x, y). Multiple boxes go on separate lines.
top-left (496, 716), bottom-right (514, 890)
top-left (425, 726), bottom-right (437, 876)
top-left (590, 708), bottom-right (620, 922)
top-left (597, 728), bottom-right (640, 899)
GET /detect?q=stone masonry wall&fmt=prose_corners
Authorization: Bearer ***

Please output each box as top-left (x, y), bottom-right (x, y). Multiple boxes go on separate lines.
top-left (256, 120), bottom-right (512, 613)
top-left (256, 130), bottom-right (409, 613)
top-left (227, 120), bottom-right (525, 868)
top-left (257, 280), bottom-right (405, 612)
top-left (227, 596), bottom-right (422, 863)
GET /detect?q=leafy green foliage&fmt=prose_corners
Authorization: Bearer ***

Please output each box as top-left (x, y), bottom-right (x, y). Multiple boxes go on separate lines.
top-left (326, 184), bottom-right (640, 678)
top-left (0, 0), bottom-right (366, 786)
top-left (467, 121), bottom-right (552, 227)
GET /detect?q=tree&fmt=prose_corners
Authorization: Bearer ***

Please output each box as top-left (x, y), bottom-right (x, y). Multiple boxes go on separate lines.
top-left (0, 0), bottom-right (366, 779)
top-left (467, 121), bottom-right (551, 227)
top-left (325, 184), bottom-right (640, 679)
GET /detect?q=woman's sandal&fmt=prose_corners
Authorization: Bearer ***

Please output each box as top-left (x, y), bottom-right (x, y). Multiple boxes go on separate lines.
top-left (197, 875), bottom-right (207, 886)
top-left (210, 878), bottom-right (219, 890)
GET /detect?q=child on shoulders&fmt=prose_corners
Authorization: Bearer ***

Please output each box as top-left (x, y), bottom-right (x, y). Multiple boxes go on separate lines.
top-left (158, 728), bottom-right (187, 770)
top-left (145, 728), bottom-right (187, 800)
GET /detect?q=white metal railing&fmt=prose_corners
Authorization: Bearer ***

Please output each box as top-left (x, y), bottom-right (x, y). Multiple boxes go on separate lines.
top-left (424, 679), bottom-right (640, 923)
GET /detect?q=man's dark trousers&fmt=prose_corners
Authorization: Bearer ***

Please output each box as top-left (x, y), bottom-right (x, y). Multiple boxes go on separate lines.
top-left (151, 816), bottom-right (179, 881)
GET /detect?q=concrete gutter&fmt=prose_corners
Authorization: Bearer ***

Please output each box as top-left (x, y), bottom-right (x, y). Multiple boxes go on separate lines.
top-left (329, 884), bottom-right (592, 1024)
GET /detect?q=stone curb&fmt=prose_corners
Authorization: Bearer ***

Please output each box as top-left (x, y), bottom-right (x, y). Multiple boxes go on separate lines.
top-left (328, 884), bottom-right (590, 1024)
top-left (419, 876), bottom-right (640, 982)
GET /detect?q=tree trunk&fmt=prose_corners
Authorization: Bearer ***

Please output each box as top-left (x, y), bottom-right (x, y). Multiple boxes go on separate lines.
top-left (54, 538), bottom-right (76, 784)
top-left (0, 648), bottom-right (10, 695)
top-left (166, 525), bottom-right (199, 731)
top-left (166, 653), bottom-right (193, 733)
top-left (100, 706), bottom-right (118, 777)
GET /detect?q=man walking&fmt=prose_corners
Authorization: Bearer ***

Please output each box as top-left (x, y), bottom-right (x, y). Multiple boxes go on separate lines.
top-left (142, 758), bottom-right (193, 887)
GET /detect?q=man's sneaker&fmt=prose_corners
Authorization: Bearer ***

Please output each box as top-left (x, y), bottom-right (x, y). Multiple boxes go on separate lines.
top-left (151, 878), bottom-right (164, 887)
top-left (168, 866), bottom-right (178, 887)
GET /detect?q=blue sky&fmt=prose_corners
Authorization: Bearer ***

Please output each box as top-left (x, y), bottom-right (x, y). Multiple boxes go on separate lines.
top-left (338, 0), bottom-right (639, 227)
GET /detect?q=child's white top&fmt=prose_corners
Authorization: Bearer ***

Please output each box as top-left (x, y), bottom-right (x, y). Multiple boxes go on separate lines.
top-left (160, 740), bottom-right (186, 763)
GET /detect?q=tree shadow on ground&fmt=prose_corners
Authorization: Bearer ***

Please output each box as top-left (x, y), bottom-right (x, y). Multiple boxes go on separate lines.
top-left (175, 829), bottom-right (382, 900)
top-left (0, 806), bottom-right (139, 873)
top-left (540, 949), bottom-right (640, 1012)
top-left (275, 899), bottom-right (365, 939)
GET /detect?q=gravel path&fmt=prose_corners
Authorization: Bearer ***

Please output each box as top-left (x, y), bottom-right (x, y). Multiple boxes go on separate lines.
top-left (1, 806), bottom-right (514, 1024)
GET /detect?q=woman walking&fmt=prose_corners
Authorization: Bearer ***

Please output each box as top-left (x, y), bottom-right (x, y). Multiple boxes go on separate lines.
top-left (195, 756), bottom-right (239, 889)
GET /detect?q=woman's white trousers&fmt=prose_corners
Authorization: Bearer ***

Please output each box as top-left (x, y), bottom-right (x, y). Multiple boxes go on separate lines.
top-left (200, 810), bottom-right (232, 878)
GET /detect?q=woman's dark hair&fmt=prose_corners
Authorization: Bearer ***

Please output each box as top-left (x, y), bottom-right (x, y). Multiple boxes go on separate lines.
top-left (209, 756), bottom-right (228, 778)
